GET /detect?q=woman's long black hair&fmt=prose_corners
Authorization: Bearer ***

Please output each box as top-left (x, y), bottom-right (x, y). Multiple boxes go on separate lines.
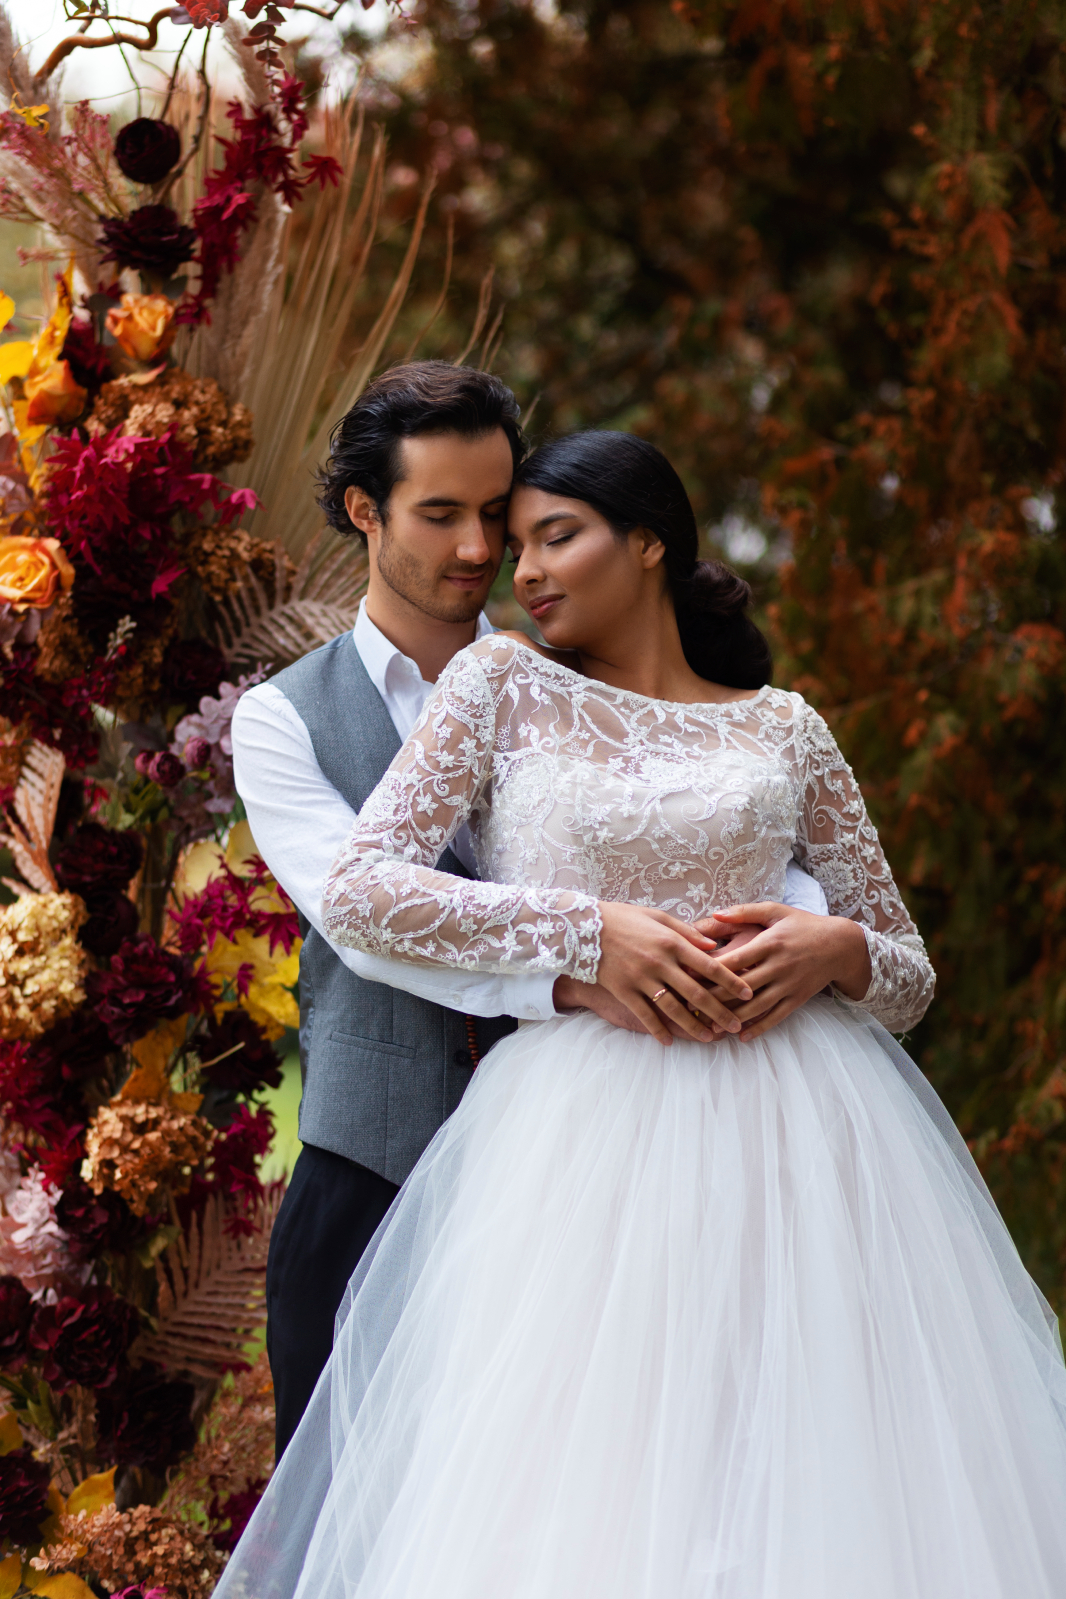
top-left (513, 431), bottom-right (773, 690)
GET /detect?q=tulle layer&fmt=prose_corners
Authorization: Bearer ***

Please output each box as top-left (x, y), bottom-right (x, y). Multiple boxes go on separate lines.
top-left (217, 999), bottom-right (1066, 1599)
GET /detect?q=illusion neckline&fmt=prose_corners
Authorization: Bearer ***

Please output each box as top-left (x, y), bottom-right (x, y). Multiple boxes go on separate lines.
top-left (501, 637), bottom-right (780, 718)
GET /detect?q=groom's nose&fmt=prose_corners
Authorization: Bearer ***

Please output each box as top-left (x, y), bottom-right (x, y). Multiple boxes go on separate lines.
top-left (454, 516), bottom-right (496, 567)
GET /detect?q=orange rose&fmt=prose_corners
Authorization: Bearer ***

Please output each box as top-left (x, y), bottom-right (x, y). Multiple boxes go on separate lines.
top-left (23, 360), bottom-right (87, 426)
top-left (0, 535), bottom-right (75, 611)
top-left (106, 293), bottom-right (176, 363)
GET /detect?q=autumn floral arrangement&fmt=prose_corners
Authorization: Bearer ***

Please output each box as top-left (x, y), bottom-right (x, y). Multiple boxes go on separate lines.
top-left (0, 2), bottom-right (407, 1592)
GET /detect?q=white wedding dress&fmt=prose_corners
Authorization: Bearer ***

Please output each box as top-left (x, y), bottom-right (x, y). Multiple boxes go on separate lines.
top-left (218, 637), bottom-right (1066, 1599)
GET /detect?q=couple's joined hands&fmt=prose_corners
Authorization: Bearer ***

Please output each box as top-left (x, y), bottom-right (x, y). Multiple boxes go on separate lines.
top-left (553, 900), bottom-right (872, 1047)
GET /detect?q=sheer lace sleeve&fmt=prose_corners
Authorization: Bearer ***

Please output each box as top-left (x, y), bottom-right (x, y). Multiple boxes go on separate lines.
top-left (321, 644), bottom-right (602, 981)
top-left (794, 701), bottom-right (935, 1032)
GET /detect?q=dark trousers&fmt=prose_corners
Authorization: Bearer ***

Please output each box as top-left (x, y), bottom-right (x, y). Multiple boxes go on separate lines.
top-left (266, 1142), bottom-right (399, 1458)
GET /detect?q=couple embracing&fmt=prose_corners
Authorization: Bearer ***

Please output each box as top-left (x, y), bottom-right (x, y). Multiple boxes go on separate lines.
top-left (222, 363), bottom-right (1066, 1598)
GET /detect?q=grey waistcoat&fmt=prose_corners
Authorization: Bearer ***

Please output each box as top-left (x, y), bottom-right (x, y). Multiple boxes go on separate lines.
top-left (270, 632), bottom-right (516, 1186)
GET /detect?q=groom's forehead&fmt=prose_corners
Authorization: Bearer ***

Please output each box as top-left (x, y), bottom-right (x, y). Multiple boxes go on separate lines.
top-left (393, 428), bottom-right (514, 504)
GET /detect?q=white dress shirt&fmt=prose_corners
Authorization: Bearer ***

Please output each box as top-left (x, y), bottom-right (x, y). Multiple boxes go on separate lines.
top-left (230, 603), bottom-right (828, 1025)
top-left (232, 604), bottom-right (561, 1021)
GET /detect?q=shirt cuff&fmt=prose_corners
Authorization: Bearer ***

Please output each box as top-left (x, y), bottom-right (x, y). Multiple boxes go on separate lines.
top-left (500, 972), bottom-right (559, 1022)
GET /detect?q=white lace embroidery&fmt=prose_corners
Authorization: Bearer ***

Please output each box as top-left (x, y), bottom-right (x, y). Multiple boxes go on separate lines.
top-left (323, 636), bottom-right (935, 1031)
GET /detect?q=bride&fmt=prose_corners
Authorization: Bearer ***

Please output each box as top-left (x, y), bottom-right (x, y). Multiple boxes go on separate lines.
top-left (217, 430), bottom-right (1066, 1598)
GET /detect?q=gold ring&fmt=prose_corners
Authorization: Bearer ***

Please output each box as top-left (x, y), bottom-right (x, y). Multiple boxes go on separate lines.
top-left (651, 988), bottom-right (669, 1002)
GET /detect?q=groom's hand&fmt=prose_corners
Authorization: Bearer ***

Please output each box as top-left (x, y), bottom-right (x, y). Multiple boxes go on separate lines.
top-left (553, 976), bottom-right (722, 1040)
top-left (553, 975), bottom-right (659, 1034)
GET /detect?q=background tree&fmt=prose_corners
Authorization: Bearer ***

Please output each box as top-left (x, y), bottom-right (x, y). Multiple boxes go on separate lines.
top-left (350, 0), bottom-right (1066, 1304)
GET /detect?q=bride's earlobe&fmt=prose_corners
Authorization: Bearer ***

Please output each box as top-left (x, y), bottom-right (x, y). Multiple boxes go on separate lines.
top-left (638, 528), bottom-right (667, 568)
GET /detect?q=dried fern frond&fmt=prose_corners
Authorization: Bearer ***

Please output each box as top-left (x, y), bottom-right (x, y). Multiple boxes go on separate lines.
top-left (213, 530), bottom-right (367, 671)
top-left (134, 1186), bottom-right (283, 1380)
top-left (0, 739), bottom-right (64, 892)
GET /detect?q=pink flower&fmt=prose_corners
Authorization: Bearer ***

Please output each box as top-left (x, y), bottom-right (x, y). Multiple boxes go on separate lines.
top-left (0, 1168), bottom-right (89, 1302)
top-left (169, 669), bottom-right (265, 817)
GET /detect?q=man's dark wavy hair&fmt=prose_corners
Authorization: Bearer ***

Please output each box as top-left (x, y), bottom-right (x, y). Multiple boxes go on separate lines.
top-left (316, 361), bottom-right (525, 543)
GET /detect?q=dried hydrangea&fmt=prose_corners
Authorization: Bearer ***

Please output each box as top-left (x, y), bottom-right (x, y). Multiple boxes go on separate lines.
top-left (32, 589), bottom-right (94, 685)
top-left (82, 1100), bottom-right (215, 1217)
top-left (86, 370), bottom-right (253, 472)
top-left (32, 1503), bottom-right (224, 1599)
top-left (161, 1348), bottom-right (274, 1533)
top-left (0, 892), bottom-right (88, 1042)
top-left (180, 523), bottom-right (290, 603)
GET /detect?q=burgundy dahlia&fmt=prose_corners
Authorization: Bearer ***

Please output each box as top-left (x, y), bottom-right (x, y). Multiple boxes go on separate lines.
top-left (96, 1361), bottom-right (196, 1469)
top-left (27, 1009), bottom-right (113, 1088)
top-left (78, 889), bottom-right (140, 958)
top-left (0, 1447), bottom-right (50, 1548)
top-left (87, 934), bottom-right (193, 1047)
top-left (114, 117), bottom-right (182, 185)
top-left (210, 1478), bottom-right (267, 1552)
top-left (0, 1275), bottom-right (34, 1365)
top-left (55, 1180), bottom-right (144, 1264)
top-left (98, 204), bottom-right (197, 280)
top-left (200, 1010), bottom-right (282, 1096)
top-left (29, 1285), bottom-right (140, 1391)
top-left (54, 822), bottom-right (143, 896)
top-left (160, 638), bottom-right (227, 709)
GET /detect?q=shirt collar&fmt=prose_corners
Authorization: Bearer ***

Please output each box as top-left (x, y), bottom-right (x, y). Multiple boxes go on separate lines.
top-left (353, 598), bottom-right (494, 697)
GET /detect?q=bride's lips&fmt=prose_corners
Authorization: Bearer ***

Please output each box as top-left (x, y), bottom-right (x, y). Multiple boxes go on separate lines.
top-left (528, 594), bottom-right (564, 621)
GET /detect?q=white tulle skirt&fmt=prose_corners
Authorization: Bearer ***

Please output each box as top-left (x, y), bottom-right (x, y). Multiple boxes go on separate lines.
top-left (217, 999), bottom-right (1066, 1599)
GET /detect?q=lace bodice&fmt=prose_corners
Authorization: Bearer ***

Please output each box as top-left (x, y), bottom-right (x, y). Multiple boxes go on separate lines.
top-left (323, 637), bottom-right (934, 1032)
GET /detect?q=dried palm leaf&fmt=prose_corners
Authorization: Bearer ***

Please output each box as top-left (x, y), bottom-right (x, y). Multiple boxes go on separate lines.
top-left (221, 105), bottom-right (438, 561)
top-left (135, 1186), bottom-right (283, 1380)
top-left (213, 529), bottom-right (368, 671)
top-left (0, 739), bottom-right (63, 893)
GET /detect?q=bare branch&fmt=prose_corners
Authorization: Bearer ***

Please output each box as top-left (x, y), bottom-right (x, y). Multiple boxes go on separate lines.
top-left (33, 7), bottom-right (177, 83)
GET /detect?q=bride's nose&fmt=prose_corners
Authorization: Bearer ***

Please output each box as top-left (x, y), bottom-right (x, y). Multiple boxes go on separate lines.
top-left (513, 545), bottom-right (545, 587)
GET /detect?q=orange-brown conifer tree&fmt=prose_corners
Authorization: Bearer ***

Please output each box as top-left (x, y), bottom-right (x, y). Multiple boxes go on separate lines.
top-left (356, 0), bottom-right (1066, 1302)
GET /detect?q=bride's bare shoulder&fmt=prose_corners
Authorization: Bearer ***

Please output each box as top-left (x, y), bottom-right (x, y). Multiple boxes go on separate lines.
top-left (493, 630), bottom-right (582, 672)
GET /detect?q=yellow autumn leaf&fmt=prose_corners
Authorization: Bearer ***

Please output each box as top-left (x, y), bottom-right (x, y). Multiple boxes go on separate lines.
top-left (118, 1058), bottom-right (169, 1102)
top-left (225, 818), bottom-right (259, 874)
top-left (0, 340), bottom-right (34, 385)
top-left (0, 294), bottom-right (14, 335)
top-left (64, 1467), bottom-right (115, 1519)
top-left (0, 1553), bottom-right (20, 1599)
top-left (246, 975), bottom-right (300, 1032)
top-left (9, 98), bottom-right (49, 132)
top-left (170, 1089), bottom-right (204, 1114)
top-left (11, 397), bottom-right (48, 447)
top-left (32, 265), bottom-right (75, 376)
top-left (26, 1576), bottom-right (98, 1599)
top-left (123, 1015), bottom-right (189, 1099)
top-left (0, 1410), bottom-right (21, 1455)
top-left (175, 838), bottom-right (225, 896)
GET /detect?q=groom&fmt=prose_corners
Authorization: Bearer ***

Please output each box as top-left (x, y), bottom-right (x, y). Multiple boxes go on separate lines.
top-left (232, 361), bottom-right (828, 1455)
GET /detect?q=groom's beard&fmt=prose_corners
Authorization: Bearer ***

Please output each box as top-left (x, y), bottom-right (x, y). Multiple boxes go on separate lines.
top-left (376, 527), bottom-right (493, 624)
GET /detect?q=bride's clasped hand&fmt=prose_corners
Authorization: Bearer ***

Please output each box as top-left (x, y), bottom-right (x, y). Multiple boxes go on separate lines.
top-left (591, 899), bottom-right (754, 1043)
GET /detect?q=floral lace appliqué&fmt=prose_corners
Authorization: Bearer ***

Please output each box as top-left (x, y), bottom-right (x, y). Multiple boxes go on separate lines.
top-left (323, 637), bottom-right (934, 1032)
